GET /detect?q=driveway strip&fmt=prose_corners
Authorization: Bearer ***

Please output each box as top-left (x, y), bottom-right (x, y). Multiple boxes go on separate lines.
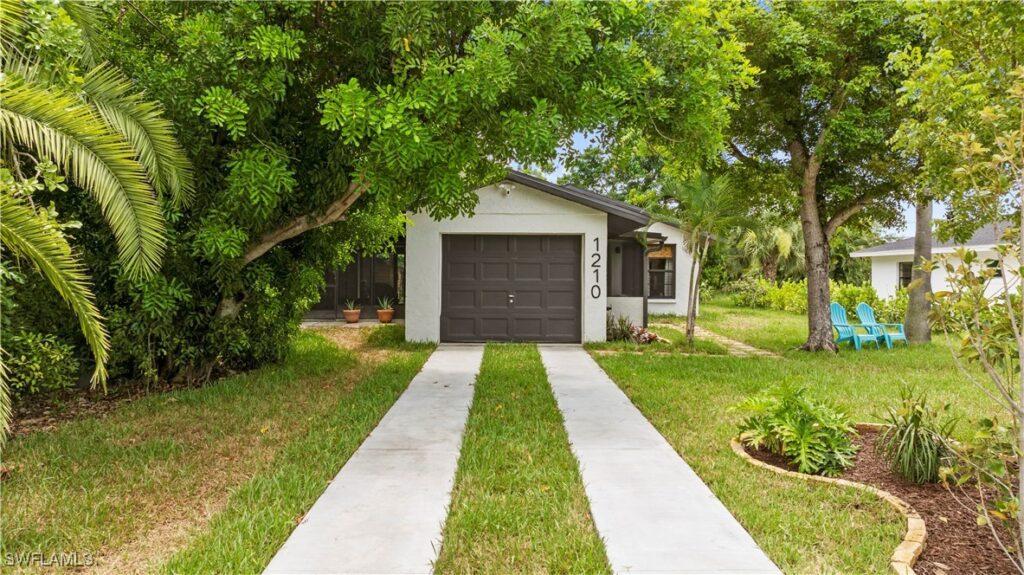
top-left (538, 345), bottom-right (780, 575)
top-left (264, 344), bottom-right (484, 575)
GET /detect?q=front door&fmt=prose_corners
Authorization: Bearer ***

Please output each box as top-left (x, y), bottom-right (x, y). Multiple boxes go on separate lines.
top-left (440, 235), bottom-right (581, 342)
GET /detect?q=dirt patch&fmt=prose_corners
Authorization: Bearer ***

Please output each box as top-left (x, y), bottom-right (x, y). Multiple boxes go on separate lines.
top-left (747, 428), bottom-right (1016, 575)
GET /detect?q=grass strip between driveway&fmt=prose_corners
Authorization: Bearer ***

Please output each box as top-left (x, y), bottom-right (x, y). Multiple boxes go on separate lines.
top-left (435, 344), bottom-right (609, 574)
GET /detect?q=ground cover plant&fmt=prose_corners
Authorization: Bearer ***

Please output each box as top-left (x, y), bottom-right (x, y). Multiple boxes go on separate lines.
top-left (436, 344), bottom-right (608, 574)
top-left (1, 327), bottom-right (432, 573)
top-left (593, 300), bottom-right (1001, 573)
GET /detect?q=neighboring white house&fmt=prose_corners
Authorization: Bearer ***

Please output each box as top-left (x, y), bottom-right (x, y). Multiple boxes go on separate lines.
top-left (307, 171), bottom-right (695, 342)
top-left (851, 224), bottom-right (1014, 299)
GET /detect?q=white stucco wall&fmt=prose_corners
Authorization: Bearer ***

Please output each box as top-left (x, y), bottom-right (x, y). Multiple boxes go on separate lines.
top-left (868, 249), bottom-right (1016, 299)
top-left (405, 181), bottom-right (608, 343)
top-left (608, 296), bottom-right (644, 326)
top-left (646, 222), bottom-right (697, 317)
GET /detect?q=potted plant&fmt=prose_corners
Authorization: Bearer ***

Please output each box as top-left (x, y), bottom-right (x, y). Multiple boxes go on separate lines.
top-left (376, 297), bottom-right (395, 324)
top-left (342, 300), bottom-right (361, 323)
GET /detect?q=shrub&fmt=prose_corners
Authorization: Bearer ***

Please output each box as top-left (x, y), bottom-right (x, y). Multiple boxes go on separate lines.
top-left (829, 281), bottom-right (880, 314)
top-left (766, 280), bottom-right (808, 312)
top-left (875, 288), bottom-right (908, 324)
top-left (5, 331), bottom-right (79, 396)
top-left (734, 385), bottom-right (858, 476)
top-left (727, 277), bottom-right (771, 308)
top-left (878, 388), bottom-right (957, 484)
top-left (606, 315), bottom-right (657, 344)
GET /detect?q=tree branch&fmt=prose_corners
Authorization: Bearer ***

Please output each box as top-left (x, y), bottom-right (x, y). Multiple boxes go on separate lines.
top-left (824, 194), bottom-right (872, 239)
top-left (240, 181), bottom-right (367, 266)
top-left (727, 140), bottom-right (759, 168)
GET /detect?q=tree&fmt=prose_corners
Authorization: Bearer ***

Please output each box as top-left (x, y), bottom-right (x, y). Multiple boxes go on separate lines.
top-left (56, 1), bottom-right (752, 381)
top-left (654, 172), bottom-right (746, 346)
top-left (727, 1), bottom-right (916, 350)
top-left (904, 198), bottom-right (932, 343)
top-left (893, 2), bottom-right (1024, 563)
top-left (0, 0), bottom-right (191, 436)
top-left (736, 215), bottom-right (801, 283)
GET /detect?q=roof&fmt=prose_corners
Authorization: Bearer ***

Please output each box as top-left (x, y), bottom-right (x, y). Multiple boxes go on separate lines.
top-left (505, 170), bottom-right (650, 234)
top-left (851, 223), bottom-right (1008, 258)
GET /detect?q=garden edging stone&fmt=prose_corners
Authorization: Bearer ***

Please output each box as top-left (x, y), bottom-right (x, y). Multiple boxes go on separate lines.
top-left (730, 423), bottom-right (926, 575)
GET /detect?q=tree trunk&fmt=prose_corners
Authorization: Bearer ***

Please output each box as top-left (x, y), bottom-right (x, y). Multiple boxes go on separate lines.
top-left (762, 257), bottom-right (778, 283)
top-left (800, 185), bottom-right (838, 352)
top-left (905, 199), bottom-right (932, 343)
top-left (686, 236), bottom-right (711, 346)
top-left (685, 233), bottom-right (701, 346)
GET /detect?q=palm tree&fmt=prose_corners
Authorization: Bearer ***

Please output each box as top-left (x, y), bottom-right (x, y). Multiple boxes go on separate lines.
top-left (655, 172), bottom-right (747, 345)
top-left (0, 0), bottom-right (193, 439)
top-left (737, 216), bottom-right (803, 283)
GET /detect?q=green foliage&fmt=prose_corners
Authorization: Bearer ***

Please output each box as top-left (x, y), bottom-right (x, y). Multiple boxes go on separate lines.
top-left (829, 282), bottom-right (880, 316)
top-left (5, 331), bottom-right (79, 397)
top-left (735, 385), bottom-right (858, 477)
top-left (878, 388), bottom-right (957, 484)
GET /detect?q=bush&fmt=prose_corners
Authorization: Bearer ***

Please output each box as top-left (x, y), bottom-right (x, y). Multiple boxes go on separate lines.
top-left (878, 388), bottom-right (957, 484)
top-left (875, 288), bottom-right (908, 324)
top-left (766, 280), bottom-right (808, 313)
top-left (727, 277), bottom-right (771, 308)
top-left (5, 331), bottom-right (79, 396)
top-left (734, 385), bottom-right (858, 476)
top-left (606, 315), bottom-right (657, 344)
top-left (829, 281), bottom-right (880, 314)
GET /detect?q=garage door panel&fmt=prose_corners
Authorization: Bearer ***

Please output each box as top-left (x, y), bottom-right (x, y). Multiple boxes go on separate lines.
top-left (441, 234), bottom-right (581, 343)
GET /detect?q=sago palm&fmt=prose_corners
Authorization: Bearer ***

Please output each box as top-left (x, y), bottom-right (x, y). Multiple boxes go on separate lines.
top-left (0, 0), bottom-right (193, 439)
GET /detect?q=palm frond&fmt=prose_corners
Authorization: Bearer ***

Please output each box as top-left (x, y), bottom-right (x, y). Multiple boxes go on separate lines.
top-left (0, 193), bottom-right (109, 388)
top-left (58, 0), bottom-right (101, 67)
top-left (0, 74), bottom-right (166, 279)
top-left (83, 64), bottom-right (195, 207)
top-left (0, 0), bottom-right (27, 44)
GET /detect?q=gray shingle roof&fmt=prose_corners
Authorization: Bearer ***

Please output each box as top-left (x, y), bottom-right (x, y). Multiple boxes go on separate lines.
top-left (854, 223), bottom-right (1008, 256)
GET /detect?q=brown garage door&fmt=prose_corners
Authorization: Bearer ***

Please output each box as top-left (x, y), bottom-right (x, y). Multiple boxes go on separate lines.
top-left (441, 235), bottom-right (581, 342)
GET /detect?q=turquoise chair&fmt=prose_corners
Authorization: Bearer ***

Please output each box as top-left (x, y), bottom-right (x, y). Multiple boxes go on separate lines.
top-left (856, 302), bottom-right (908, 349)
top-left (830, 303), bottom-right (880, 350)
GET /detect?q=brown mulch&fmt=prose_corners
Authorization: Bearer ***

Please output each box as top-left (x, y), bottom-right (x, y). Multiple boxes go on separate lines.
top-left (747, 427), bottom-right (1016, 575)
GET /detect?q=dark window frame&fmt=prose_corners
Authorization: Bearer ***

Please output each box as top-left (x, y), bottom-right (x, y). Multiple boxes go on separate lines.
top-left (898, 261), bottom-right (913, 288)
top-left (648, 244), bottom-right (676, 300)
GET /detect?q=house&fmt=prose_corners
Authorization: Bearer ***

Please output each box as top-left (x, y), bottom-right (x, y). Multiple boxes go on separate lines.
top-left (851, 223), bottom-right (1014, 299)
top-left (307, 171), bottom-right (695, 342)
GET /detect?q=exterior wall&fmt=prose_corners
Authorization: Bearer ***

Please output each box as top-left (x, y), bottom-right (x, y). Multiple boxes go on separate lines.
top-left (869, 249), bottom-right (1014, 299)
top-left (608, 296), bottom-right (644, 326)
top-left (405, 182), bottom-right (608, 343)
top-left (646, 222), bottom-right (697, 317)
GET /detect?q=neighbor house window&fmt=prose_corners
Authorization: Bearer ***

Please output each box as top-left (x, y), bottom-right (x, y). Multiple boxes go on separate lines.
top-left (898, 261), bottom-right (913, 287)
top-left (649, 244), bottom-right (675, 299)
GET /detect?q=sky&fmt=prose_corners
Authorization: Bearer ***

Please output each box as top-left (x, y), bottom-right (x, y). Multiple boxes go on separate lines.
top-left (532, 132), bottom-right (921, 240)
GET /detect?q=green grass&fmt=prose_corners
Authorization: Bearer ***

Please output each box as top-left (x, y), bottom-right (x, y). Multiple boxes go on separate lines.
top-left (593, 301), bottom-right (1002, 573)
top-left (435, 344), bottom-right (609, 574)
top-left (1, 328), bottom-right (432, 573)
top-left (586, 324), bottom-right (728, 355)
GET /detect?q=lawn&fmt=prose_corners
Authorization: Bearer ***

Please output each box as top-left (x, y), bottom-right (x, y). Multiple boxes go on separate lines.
top-left (593, 300), bottom-right (1003, 574)
top-left (1, 326), bottom-right (433, 574)
top-left (435, 344), bottom-right (608, 574)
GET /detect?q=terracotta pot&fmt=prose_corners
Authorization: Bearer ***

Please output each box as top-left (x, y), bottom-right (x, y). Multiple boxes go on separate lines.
top-left (342, 309), bottom-right (361, 323)
top-left (376, 309), bottom-right (395, 324)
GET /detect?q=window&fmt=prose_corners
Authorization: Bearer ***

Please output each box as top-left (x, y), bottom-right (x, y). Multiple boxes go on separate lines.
top-left (649, 244), bottom-right (675, 299)
top-left (898, 262), bottom-right (913, 288)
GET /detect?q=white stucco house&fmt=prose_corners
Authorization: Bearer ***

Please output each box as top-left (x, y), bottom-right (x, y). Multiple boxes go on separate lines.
top-left (851, 224), bottom-right (1014, 299)
top-left (307, 171), bottom-right (695, 342)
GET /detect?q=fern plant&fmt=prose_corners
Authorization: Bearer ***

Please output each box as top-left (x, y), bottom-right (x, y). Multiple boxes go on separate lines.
top-left (877, 387), bottom-right (958, 484)
top-left (734, 385), bottom-right (858, 476)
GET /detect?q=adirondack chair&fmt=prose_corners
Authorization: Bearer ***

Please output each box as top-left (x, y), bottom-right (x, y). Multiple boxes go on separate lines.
top-left (856, 302), bottom-right (908, 349)
top-left (830, 303), bottom-right (880, 351)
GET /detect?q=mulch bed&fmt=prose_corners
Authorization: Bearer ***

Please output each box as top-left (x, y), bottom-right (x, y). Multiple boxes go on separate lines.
top-left (746, 426), bottom-right (1016, 575)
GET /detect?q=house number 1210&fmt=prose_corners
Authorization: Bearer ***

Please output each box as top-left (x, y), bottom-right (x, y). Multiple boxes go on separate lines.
top-left (590, 237), bottom-right (601, 299)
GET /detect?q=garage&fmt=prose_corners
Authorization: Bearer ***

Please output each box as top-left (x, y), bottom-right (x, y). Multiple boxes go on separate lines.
top-left (440, 234), bottom-right (581, 342)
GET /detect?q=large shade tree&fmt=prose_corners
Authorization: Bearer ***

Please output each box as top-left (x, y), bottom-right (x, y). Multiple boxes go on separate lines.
top-left (46, 1), bottom-right (753, 381)
top-left (727, 1), bottom-right (917, 350)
